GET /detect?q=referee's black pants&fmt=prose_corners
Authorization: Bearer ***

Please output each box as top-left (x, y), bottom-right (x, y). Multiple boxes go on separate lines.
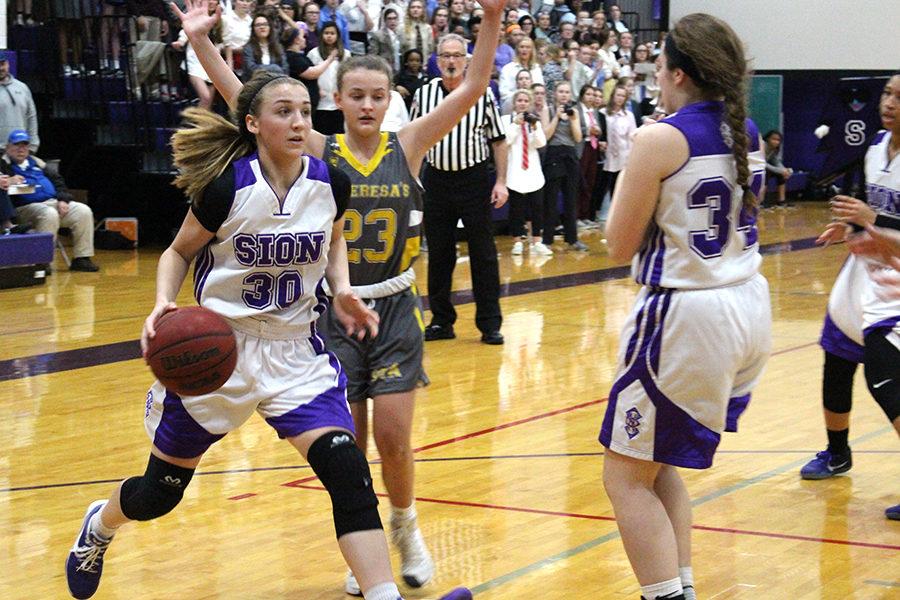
top-left (422, 162), bottom-right (502, 335)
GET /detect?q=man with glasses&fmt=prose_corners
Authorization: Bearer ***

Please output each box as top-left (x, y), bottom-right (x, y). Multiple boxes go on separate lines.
top-left (411, 34), bottom-right (508, 345)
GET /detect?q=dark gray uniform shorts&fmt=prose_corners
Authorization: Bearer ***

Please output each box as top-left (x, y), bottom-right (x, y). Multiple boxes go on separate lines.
top-left (321, 288), bottom-right (429, 403)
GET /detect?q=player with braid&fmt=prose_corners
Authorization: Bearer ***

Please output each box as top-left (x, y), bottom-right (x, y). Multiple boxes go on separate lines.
top-left (598, 13), bottom-right (769, 600)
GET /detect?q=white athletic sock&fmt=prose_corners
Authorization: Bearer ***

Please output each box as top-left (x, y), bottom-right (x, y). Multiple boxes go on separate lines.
top-left (89, 511), bottom-right (117, 540)
top-left (679, 567), bottom-right (695, 600)
top-left (640, 577), bottom-right (683, 599)
top-left (363, 582), bottom-right (402, 600)
top-left (390, 503), bottom-right (417, 523)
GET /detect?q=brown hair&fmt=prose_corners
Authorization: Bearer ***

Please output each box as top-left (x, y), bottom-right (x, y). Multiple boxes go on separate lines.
top-left (337, 55), bottom-right (393, 91)
top-left (667, 13), bottom-right (755, 209)
top-left (172, 72), bottom-right (306, 203)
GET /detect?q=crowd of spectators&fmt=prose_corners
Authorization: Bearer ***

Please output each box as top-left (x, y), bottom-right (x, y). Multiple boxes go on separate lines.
top-left (6, 0), bottom-right (664, 259)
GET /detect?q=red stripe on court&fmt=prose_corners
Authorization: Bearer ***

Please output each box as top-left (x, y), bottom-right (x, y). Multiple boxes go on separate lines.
top-left (227, 493), bottom-right (257, 500)
top-left (412, 398), bottom-right (607, 453)
top-left (290, 484), bottom-right (900, 550)
top-left (282, 474), bottom-right (321, 488)
top-left (770, 341), bottom-right (819, 356)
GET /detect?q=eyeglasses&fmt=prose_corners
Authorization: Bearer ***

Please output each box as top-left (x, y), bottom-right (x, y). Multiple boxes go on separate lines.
top-left (254, 22), bottom-right (270, 27)
top-left (439, 53), bottom-right (466, 60)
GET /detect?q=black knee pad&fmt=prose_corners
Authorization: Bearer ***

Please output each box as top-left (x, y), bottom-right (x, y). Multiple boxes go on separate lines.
top-left (307, 430), bottom-right (382, 539)
top-left (119, 454), bottom-right (195, 521)
top-left (823, 351), bottom-right (857, 414)
top-left (863, 333), bottom-right (900, 422)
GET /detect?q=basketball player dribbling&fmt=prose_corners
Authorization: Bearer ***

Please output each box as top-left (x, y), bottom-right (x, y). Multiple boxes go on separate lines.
top-left (813, 72), bottom-right (900, 520)
top-left (175, 0), bottom-right (507, 593)
top-left (598, 14), bottom-right (770, 600)
top-left (63, 24), bottom-right (471, 599)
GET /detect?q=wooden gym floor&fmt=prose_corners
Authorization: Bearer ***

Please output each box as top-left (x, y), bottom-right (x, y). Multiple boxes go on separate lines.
top-left (1, 203), bottom-right (898, 599)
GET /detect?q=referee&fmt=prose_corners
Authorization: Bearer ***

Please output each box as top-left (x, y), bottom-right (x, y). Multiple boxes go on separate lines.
top-left (411, 33), bottom-right (508, 345)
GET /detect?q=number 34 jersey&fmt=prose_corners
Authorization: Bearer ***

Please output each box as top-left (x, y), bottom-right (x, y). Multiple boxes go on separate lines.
top-left (324, 132), bottom-right (424, 287)
top-left (633, 101), bottom-right (767, 290)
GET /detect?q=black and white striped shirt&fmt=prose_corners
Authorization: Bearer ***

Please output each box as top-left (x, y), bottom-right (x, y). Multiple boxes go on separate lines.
top-left (410, 79), bottom-right (506, 172)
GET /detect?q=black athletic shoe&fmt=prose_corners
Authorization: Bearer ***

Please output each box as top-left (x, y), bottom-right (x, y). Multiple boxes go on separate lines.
top-left (480, 331), bottom-right (504, 345)
top-left (424, 323), bottom-right (455, 341)
top-left (70, 257), bottom-right (100, 272)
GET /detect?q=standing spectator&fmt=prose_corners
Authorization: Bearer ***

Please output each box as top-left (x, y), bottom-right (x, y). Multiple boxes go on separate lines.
top-left (402, 0), bottom-right (433, 58)
top-left (395, 48), bottom-right (427, 109)
top-left (764, 130), bottom-right (793, 207)
top-left (607, 3), bottom-right (628, 32)
top-left (284, 26), bottom-right (334, 112)
top-left (241, 15), bottom-right (288, 79)
top-left (0, 51), bottom-right (39, 153)
top-left (534, 10), bottom-right (552, 41)
top-left (222, 0), bottom-right (253, 71)
top-left (540, 43), bottom-right (565, 95)
top-left (319, 0), bottom-right (352, 47)
top-left (542, 81), bottom-right (585, 251)
top-left (565, 41), bottom-right (601, 99)
top-left (431, 5), bottom-right (450, 40)
top-left (1, 131), bottom-right (99, 272)
top-left (503, 89), bottom-right (550, 256)
top-left (340, 0), bottom-right (375, 55)
top-left (498, 37), bottom-right (543, 105)
top-left (411, 33), bottom-right (508, 345)
top-left (599, 84), bottom-right (635, 211)
top-left (548, 0), bottom-right (569, 27)
top-left (369, 8), bottom-right (404, 73)
top-left (595, 28), bottom-right (619, 84)
top-left (577, 84), bottom-right (606, 224)
top-left (500, 69), bottom-right (533, 114)
top-left (615, 30), bottom-right (634, 76)
top-left (301, 1), bottom-right (320, 48)
top-left (620, 77), bottom-right (643, 126)
top-left (495, 24), bottom-right (521, 71)
top-left (518, 14), bottom-right (535, 39)
top-left (310, 22), bottom-right (352, 133)
top-left (531, 81), bottom-right (551, 127)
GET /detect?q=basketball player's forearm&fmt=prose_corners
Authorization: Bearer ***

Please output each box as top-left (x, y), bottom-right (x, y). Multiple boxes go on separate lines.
top-left (326, 237), bottom-right (352, 296)
top-left (155, 248), bottom-right (191, 305)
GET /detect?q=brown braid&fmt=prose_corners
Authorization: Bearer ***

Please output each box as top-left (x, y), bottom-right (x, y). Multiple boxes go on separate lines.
top-left (669, 14), bottom-right (757, 210)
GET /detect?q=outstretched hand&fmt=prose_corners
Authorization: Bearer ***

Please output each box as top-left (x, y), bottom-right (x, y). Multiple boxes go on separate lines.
top-left (170, 0), bottom-right (220, 41)
top-left (141, 301), bottom-right (178, 358)
top-left (476, 0), bottom-right (505, 17)
top-left (816, 221), bottom-right (850, 247)
top-left (830, 194), bottom-right (875, 227)
top-left (333, 290), bottom-right (380, 341)
top-left (848, 223), bottom-right (900, 263)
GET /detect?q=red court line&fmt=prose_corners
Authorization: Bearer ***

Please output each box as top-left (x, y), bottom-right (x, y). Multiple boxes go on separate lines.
top-left (770, 341), bottom-right (818, 357)
top-left (290, 484), bottom-right (900, 551)
top-left (412, 398), bottom-right (607, 453)
top-left (227, 493), bottom-right (257, 501)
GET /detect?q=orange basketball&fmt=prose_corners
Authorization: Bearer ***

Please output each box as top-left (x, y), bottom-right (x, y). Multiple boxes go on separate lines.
top-left (146, 307), bottom-right (237, 396)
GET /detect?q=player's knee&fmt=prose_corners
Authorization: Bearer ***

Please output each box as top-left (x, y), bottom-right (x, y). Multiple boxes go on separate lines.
top-left (119, 454), bottom-right (195, 521)
top-left (307, 430), bottom-right (382, 539)
top-left (863, 334), bottom-right (900, 422)
top-left (823, 351), bottom-right (856, 413)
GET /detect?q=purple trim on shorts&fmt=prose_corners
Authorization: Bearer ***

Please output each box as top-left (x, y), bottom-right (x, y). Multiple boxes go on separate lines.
top-left (725, 394), bottom-right (750, 433)
top-left (193, 244), bottom-right (214, 303)
top-left (638, 227), bottom-right (662, 284)
top-left (305, 155), bottom-right (330, 184)
top-left (153, 390), bottom-right (225, 458)
top-left (233, 153), bottom-right (258, 190)
top-left (863, 315), bottom-right (900, 339)
top-left (265, 353), bottom-right (353, 438)
top-left (820, 313), bottom-right (865, 364)
top-left (599, 288), bottom-right (720, 469)
top-left (623, 300), bottom-right (648, 367)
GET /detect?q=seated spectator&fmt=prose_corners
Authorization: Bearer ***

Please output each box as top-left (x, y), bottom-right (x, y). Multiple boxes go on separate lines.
top-left (764, 130), bottom-right (793, 207)
top-left (1, 131), bottom-right (99, 271)
top-left (395, 48), bottom-right (427, 109)
top-left (518, 14), bottom-right (535, 39)
top-left (242, 15), bottom-right (288, 79)
top-left (171, 0), bottom-right (223, 109)
top-left (1, 175), bottom-right (18, 232)
top-left (534, 10), bottom-right (553, 41)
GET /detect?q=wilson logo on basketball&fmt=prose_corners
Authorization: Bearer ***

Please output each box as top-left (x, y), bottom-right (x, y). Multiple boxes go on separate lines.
top-left (160, 347), bottom-right (222, 371)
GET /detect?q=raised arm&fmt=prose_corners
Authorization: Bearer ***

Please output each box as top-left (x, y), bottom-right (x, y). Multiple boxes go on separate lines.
top-left (396, 0), bottom-right (504, 172)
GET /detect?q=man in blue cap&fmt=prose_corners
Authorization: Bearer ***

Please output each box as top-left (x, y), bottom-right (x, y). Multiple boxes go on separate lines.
top-left (1, 129), bottom-right (100, 271)
top-left (0, 50), bottom-right (39, 153)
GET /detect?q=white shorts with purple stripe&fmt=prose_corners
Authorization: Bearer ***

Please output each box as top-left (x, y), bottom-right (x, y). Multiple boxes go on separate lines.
top-left (144, 319), bottom-right (353, 459)
top-left (599, 274), bottom-right (772, 469)
top-left (863, 260), bottom-right (900, 351)
top-left (820, 254), bottom-right (866, 363)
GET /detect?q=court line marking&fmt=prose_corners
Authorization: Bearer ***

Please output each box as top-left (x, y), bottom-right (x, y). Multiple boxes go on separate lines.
top-left (0, 236), bottom-right (821, 382)
top-left (864, 580), bottom-right (900, 588)
top-left (469, 425), bottom-right (897, 595)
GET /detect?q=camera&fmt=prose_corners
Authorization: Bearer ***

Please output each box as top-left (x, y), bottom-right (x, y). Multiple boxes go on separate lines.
top-left (522, 112), bottom-right (540, 125)
top-left (563, 101), bottom-right (576, 116)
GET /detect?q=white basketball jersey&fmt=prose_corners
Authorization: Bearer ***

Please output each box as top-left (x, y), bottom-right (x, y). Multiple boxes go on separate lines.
top-left (632, 101), bottom-right (766, 289)
top-left (193, 154), bottom-right (336, 330)
top-left (861, 130), bottom-right (900, 343)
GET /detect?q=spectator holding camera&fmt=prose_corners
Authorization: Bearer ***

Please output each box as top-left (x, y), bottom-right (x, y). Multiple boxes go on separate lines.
top-left (764, 129), bottom-right (793, 207)
top-left (503, 89), bottom-right (550, 256)
top-left (542, 81), bottom-right (586, 251)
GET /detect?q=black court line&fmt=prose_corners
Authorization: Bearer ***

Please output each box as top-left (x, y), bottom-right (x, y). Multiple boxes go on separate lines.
top-left (0, 235), bottom-right (820, 383)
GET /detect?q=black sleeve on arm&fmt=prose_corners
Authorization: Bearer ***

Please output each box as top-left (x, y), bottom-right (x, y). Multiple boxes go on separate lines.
top-left (327, 164), bottom-right (350, 221)
top-left (875, 213), bottom-right (900, 231)
top-left (191, 164), bottom-right (236, 233)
